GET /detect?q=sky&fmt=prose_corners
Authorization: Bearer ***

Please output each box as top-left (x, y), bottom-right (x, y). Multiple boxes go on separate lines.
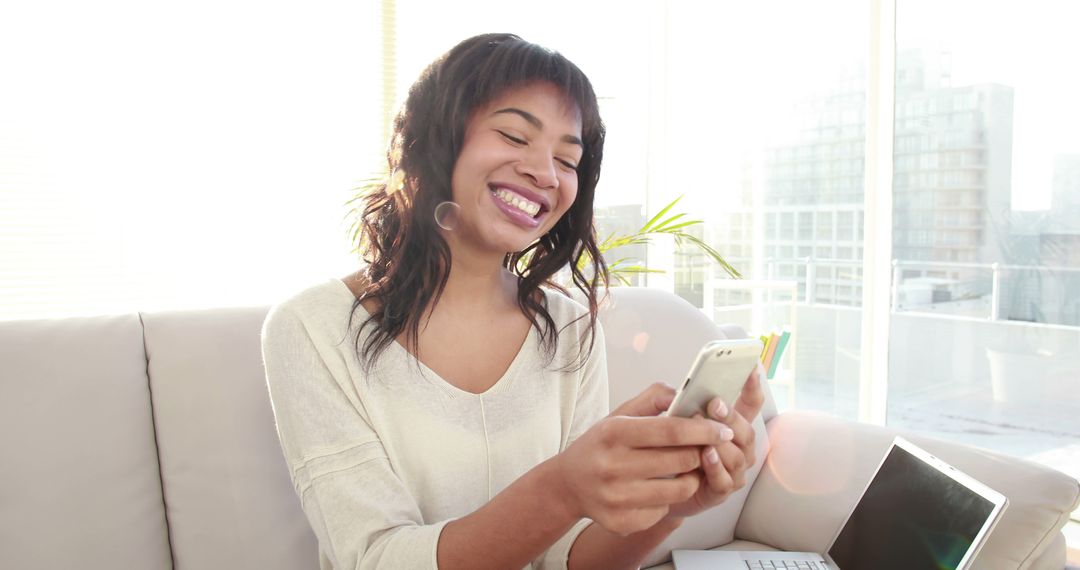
top-left (898, 0), bottom-right (1080, 210)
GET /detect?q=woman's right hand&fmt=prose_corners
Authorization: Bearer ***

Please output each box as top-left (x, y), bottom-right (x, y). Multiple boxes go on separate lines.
top-left (551, 383), bottom-right (735, 536)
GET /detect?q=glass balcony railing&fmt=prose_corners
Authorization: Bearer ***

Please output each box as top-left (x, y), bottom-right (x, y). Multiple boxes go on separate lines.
top-left (700, 260), bottom-right (1080, 508)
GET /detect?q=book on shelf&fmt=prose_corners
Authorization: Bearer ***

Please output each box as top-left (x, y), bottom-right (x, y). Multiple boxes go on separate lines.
top-left (757, 327), bottom-right (791, 380)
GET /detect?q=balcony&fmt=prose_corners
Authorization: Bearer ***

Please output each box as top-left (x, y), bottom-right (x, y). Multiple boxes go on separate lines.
top-left (700, 258), bottom-right (1080, 497)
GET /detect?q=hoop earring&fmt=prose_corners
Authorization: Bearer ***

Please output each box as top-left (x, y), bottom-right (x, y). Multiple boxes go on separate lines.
top-left (434, 201), bottom-right (461, 231)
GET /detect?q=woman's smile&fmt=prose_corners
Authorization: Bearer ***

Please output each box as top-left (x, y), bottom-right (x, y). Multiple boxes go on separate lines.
top-left (488, 183), bottom-right (551, 228)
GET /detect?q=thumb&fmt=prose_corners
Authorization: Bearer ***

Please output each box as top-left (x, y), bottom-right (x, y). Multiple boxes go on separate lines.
top-left (734, 362), bottom-right (766, 421)
top-left (611, 382), bottom-right (677, 417)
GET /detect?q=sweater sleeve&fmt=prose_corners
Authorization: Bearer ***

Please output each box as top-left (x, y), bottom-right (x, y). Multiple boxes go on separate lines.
top-left (533, 320), bottom-right (610, 569)
top-left (261, 304), bottom-right (449, 570)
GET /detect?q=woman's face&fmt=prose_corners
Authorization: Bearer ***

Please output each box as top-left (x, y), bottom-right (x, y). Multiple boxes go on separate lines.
top-left (448, 81), bottom-right (583, 256)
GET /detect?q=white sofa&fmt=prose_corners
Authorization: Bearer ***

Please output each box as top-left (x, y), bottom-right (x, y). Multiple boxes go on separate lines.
top-left (1, 285), bottom-right (1077, 569)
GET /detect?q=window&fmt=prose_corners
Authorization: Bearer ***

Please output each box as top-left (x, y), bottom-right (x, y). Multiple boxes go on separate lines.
top-left (816, 212), bottom-right (834, 240)
top-left (781, 213), bottom-right (795, 239)
top-left (837, 211), bottom-right (855, 240)
top-left (892, 0), bottom-right (1080, 496)
top-left (799, 212), bottom-right (813, 239)
top-left (1, 2), bottom-right (384, 319)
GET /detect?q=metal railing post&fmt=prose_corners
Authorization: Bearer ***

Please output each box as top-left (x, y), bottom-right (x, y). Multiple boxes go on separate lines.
top-left (891, 259), bottom-right (901, 311)
top-left (767, 259), bottom-right (775, 307)
top-left (703, 277), bottom-right (714, 321)
top-left (990, 262), bottom-right (1000, 321)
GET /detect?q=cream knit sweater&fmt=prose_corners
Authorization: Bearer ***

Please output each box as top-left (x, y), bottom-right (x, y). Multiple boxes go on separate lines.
top-left (261, 278), bottom-right (608, 569)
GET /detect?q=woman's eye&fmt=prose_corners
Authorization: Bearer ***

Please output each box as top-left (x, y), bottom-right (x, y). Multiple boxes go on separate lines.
top-left (497, 129), bottom-right (577, 171)
top-left (497, 130), bottom-right (526, 145)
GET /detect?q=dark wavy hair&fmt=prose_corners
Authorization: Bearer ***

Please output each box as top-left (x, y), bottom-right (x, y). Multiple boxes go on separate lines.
top-left (346, 33), bottom-right (609, 375)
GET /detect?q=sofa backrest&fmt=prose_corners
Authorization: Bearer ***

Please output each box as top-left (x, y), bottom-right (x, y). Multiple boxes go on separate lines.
top-left (0, 314), bottom-right (173, 569)
top-left (0, 285), bottom-right (774, 570)
top-left (141, 305), bottom-right (318, 569)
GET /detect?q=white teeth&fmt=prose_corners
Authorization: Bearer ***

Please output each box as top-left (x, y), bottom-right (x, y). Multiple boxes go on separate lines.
top-left (494, 187), bottom-right (541, 217)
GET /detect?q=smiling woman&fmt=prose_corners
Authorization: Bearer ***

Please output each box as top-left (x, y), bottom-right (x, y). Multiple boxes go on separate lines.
top-left (260, 33), bottom-right (765, 570)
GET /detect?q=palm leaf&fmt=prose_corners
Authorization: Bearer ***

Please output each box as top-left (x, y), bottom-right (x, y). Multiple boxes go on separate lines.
top-left (651, 212), bottom-right (689, 231)
top-left (654, 219), bottom-right (702, 233)
top-left (639, 195), bottom-right (684, 233)
top-left (581, 195), bottom-right (743, 286)
top-left (609, 264), bottom-right (665, 275)
top-left (678, 233), bottom-right (742, 278)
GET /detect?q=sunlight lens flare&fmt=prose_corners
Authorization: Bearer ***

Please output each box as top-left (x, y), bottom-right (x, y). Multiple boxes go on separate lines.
top-left (763, 413), bottom-right (859, 497)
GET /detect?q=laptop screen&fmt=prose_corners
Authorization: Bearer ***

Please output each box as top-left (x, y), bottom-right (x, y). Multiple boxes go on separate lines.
top-left (827, 444), bottom-right (997, 570)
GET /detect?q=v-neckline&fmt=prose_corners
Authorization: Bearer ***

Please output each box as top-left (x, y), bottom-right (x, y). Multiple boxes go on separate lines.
top-left (332, 278), bottom-right (537, 397)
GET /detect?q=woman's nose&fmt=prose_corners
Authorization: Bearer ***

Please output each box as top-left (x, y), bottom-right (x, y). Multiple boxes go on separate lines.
top-left (515, 151), bottom-right (558, 189)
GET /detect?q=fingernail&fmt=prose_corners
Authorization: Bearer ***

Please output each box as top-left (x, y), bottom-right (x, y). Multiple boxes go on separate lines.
top-left (705, 447), bottom-right (720, 465)
top-left (714, 423), bottom-right (734, 441)
top-left (710, 400), bottom-right (728, 420)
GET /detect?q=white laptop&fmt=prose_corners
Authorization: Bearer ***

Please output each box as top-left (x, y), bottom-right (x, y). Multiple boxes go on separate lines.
top-left (673, 437), bottom-right (1008, 570)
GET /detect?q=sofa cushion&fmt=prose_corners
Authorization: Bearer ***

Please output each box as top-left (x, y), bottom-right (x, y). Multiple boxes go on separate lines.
top-left (596, 287), bottom-right (773, 568)
top-left (737, 411), bottom-right (1080, 570)
top-left (143, 306), bottom-right (318, 570)
top-left (0, 314), bottom-right (172, 569)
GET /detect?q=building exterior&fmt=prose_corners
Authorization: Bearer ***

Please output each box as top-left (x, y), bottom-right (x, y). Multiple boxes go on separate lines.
top-left (1035, 155), bottom-right (1080, 326)
top-left (603, 52), bottom-right (1078, 327)
top-left (682, 50), bottom-right (1016, 317)
top-left (758, 73), bottom-right (867, 308)
top-left (1050, 155), bottom-right (1080, 230)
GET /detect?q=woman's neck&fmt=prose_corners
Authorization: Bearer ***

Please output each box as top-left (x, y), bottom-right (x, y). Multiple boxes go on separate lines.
top-left (438, 261), bottom-right (518, 315)
top-left (437, 232), bottom-right (520, 314)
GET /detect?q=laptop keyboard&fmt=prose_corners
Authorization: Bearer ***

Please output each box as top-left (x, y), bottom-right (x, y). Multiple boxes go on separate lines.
top-left (744, 561), bottom-right (828, 570)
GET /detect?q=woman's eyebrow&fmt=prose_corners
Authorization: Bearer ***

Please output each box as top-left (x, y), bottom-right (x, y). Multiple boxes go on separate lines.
top-left (492, 107), bottom-right (584, 148)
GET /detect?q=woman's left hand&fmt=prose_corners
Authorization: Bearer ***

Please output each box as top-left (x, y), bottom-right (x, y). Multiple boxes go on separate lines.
top-left (665, 363), bottom-right (766, 519)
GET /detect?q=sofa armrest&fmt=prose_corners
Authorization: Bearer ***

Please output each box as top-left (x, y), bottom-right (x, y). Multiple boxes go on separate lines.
top-left (735, 411), bottom-right (1080, 570)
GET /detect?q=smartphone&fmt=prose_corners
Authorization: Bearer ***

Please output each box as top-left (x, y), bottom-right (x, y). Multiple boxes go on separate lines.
top-left (666, 338), bottom-right (764, 419)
